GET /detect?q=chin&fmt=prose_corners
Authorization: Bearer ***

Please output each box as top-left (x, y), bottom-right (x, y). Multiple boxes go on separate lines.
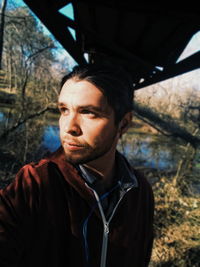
top-left (63, 150), bottom-right (90, 165)
top-left (63, 149), bottom-right (106, 165)
top-left (64, 156), bottom-right (87, 165)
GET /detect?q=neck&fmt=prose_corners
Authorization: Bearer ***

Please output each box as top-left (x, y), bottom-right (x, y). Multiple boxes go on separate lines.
top-left (83, 147), bottom-right (117, 191)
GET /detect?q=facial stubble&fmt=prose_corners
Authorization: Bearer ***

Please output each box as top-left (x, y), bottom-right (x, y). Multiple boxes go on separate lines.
top-left (62, 128), bottom-right (119, 165)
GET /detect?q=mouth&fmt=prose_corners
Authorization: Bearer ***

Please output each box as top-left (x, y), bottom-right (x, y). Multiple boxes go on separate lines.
top-left (63, 141), bottom-right (85, 151)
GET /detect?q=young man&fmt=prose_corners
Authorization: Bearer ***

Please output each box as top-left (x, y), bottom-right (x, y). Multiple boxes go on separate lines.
top-left (0, 63), bottom-right (154, 267)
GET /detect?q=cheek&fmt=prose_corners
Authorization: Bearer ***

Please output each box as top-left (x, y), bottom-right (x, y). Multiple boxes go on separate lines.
top-left (84, 120), bottom-right (117, 144)
top-left (59, 117), bottom-right (65, 135)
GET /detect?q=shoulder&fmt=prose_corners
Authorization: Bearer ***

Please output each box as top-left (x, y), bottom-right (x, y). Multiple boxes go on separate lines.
top-left (0, 148), bottom-right (65, 195)
top-left (16, 146), bottom-right (70, 183)
top-left (15, 158), bottom-right (54, 182)
top-left (134, 169), bottom-right (152, 189)
top-left (0, 159), bottom-right (50, 198)
top-left (133, 168), bottom-right (154, 207)
top-left (7, 146), bottom-right (79, 192)
top-left (117, 151), bottom-right (153, 194)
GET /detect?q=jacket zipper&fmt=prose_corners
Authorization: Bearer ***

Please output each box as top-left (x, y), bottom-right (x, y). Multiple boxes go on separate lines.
top-left (86, 183), bottom-right (134, 267)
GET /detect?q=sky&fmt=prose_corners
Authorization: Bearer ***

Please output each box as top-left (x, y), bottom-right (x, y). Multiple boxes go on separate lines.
top-left (8, 0), bottom-right (200, 70)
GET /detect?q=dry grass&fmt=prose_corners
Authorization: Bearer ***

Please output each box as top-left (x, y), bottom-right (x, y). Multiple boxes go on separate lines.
top-left (150, 177), bottom-right (200, 267)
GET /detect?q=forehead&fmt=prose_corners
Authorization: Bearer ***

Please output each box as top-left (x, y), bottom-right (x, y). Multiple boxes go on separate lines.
top-left (59, 79), bottom-right (110, 109)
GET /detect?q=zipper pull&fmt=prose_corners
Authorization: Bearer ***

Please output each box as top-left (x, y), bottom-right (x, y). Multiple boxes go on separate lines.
top-left (104, 222), bottom-right (109, 235)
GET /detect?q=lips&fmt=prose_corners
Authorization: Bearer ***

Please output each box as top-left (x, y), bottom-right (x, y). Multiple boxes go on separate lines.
top-left (64, 141), bottom-right (83, 147)
top-left (63, 140), bottom-right (85, 151)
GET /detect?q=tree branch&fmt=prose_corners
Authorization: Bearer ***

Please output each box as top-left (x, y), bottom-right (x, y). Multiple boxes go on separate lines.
top-left (0, 106), bottom-right (54, 140)
top-left (26, 45), bottom-right (55, 63)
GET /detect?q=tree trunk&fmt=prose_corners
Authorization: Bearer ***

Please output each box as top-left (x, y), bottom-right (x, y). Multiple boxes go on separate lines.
top-left (0, 0), bottom-right (8, 69)
top-left (8, 49), bottom-right (12, 90)
top-left (134, 103), bottom-right (200, 147)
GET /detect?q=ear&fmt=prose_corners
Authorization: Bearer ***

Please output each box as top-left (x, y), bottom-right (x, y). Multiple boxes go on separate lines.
top-left (118, 111), bottom-right (133, 137)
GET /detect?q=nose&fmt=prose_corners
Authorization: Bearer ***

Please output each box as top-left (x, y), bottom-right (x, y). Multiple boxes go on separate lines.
top-left (63, 115), bottom-right (82, 136)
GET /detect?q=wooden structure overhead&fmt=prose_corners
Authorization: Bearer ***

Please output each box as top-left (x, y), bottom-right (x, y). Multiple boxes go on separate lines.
top-left (23, 0), bottom-right (200, 89)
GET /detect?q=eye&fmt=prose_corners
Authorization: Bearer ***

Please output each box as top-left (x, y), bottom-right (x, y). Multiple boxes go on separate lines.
top-left (81, 109), bottom-right (93, 114)
top-left (59, 106), bottom-right (69, 115)
top-left (81, 109), bottom-right (97, 117)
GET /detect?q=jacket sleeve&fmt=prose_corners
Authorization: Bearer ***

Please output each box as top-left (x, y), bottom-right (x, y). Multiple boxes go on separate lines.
top-left (0, 164), bottom-right (41, 266)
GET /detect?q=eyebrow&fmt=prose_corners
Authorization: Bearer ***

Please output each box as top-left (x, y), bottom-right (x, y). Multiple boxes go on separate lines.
top-left (57, 102), bottom-right (108, 114)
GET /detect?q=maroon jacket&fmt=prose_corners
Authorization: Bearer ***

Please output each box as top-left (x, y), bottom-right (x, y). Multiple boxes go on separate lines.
top-left (0, 147), bottom-right (154, 267)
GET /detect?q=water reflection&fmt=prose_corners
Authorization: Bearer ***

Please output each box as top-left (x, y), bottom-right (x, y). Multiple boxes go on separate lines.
top-left (0, 113), bottom-right (4, 121)
top-left (118, 133), bottom-right (182, 170)
top-left (42, 126), bottom-right (61, 152)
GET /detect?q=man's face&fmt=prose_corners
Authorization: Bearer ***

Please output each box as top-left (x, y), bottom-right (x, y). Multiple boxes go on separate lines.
top-left (58, 78), bottom-right (120, 165)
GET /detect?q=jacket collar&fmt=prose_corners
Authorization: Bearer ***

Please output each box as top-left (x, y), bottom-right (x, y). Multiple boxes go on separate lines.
top-left (77, 150), bottom-right (138, 190)
top-left (48, 147), bottom-right (138, 205)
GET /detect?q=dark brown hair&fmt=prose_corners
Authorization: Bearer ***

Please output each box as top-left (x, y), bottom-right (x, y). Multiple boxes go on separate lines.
top-left (60, 62), bottom-right (134, 124)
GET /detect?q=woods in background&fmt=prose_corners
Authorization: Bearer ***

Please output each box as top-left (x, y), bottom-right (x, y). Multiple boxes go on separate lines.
top-left (0, 1), bottom-right (200, 266)
top-left (0, 2), bottom-right (70, 139)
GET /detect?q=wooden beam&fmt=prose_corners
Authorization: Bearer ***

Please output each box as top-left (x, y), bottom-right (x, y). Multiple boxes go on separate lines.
top-left (135, 52), bottom-right (200, 90)
top-left (23, 0), bottom-right (86, 65)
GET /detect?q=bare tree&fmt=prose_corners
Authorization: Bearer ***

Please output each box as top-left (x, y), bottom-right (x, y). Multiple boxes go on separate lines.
top-left (0, 0), bottom-right (7, 69)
